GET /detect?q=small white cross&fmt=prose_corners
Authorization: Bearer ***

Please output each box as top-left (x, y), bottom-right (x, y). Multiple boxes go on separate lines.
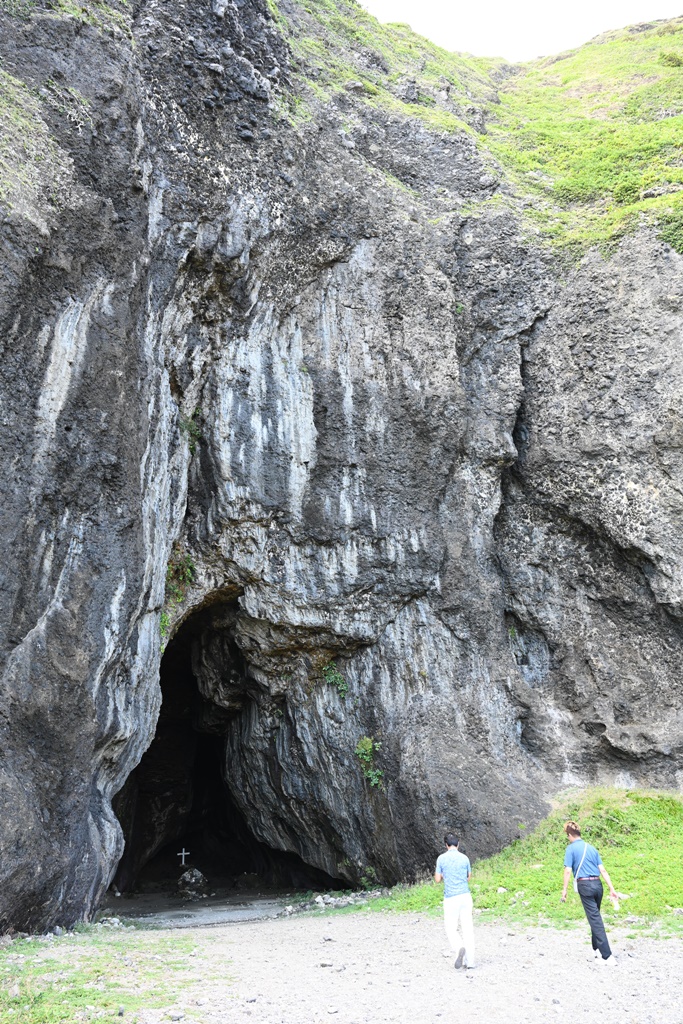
top-left (177, 848), bottom-right (190, 866)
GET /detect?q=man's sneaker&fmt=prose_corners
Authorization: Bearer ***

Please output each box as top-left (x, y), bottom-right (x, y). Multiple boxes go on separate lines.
top-left (454, 947), bottom-right (466, 969)
top-left (602, 955), bottom-right (618, 966)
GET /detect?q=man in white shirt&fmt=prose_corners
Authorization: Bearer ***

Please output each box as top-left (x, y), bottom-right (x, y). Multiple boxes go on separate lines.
top-left (434, 833), bottom-right (475, 970)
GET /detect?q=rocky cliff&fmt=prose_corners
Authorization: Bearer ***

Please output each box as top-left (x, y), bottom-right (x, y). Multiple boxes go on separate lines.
top-left (1, 0), bottom-right (682, 932)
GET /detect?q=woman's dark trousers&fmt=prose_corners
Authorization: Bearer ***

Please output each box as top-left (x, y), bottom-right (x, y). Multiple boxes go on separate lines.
top-left (577, 879), bottom-right (611, 959)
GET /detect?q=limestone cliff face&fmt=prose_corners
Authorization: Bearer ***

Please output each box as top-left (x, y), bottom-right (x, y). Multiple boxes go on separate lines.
top-left (1, 0), bottom-right (682, 931)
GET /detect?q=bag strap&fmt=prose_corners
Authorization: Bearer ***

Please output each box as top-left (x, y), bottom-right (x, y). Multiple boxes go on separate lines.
top-left (575, 840), bottom-right (589, 878)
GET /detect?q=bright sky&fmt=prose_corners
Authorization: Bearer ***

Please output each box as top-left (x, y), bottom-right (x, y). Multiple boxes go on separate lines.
top-left (359, 0), bottom-right (683, 61)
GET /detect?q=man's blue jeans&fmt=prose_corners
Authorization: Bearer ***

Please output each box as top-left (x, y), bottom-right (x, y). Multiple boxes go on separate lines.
top-left (577, 878), bottom-right (612, 959)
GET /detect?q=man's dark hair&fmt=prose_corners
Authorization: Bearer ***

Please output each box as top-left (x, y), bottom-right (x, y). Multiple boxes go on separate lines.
top-left (444, 833), bottom-right (459, 848)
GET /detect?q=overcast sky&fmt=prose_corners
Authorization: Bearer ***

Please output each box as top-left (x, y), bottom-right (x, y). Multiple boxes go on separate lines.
top-left (359, 1), bottom-right (683, 61)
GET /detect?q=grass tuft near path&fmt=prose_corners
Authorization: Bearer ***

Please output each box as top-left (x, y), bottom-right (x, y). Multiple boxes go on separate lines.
top-left (365, 789), bottom-right (683, 932)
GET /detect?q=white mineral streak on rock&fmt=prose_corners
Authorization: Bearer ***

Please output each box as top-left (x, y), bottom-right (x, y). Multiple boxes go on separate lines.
top-left (83, 807), bottom-right (121, 915)
top-left (38, 528), bottom-right (55, 592)
top-left (147, 178), bottom-right (168, 244)
top-left (211, 304), bottom-right (316, 519)
top-left (36, 323), bottom-right (51, 359)
top-left (4, 517), bottom-right (84, 660)
top-left (271, 313), bottom-right (317, 519)
top-left (33, 280), bottom-right (107, 462)
top-left (91, 572), bottom-right (126, 702)
top-left (98, 278), bottom-right (198, 812)
top-left (229, 527), bottom-right (422, 625)
top-left (138, 304), bottom-right (177, 614)
top-left (134, 118), bottom-right (145, 161)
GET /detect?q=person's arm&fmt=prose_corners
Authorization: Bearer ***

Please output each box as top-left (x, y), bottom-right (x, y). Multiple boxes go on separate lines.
top-left (434, 871), bottom-right (443, 883)
top-left (599, 863), bottom-right (617, 897)
top-left (561, 866), bottom-right (571, 902)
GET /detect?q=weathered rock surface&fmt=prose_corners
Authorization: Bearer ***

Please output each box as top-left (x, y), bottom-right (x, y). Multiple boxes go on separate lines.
top-left (0, 0), bottom-right (682, 931)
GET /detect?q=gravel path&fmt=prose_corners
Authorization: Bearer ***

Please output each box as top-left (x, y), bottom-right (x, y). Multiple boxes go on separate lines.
top-left (138, 912), bottom-right (683, 1024)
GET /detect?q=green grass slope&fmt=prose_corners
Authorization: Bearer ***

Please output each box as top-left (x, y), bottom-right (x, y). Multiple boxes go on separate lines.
top-left (5, 0), bottom-right (681, 253)
top-left (275, 1), bottom-right (683, 255)
top-left (488, 18), bottom-right (683, 252)
top-left (271, 0), bottom-right (502, 135)
top-left (366, 789), bottom-right (683, 932)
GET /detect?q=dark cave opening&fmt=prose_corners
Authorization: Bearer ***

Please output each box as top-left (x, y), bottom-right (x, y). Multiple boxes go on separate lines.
top-left (112, 601), bottom-right (340, 895)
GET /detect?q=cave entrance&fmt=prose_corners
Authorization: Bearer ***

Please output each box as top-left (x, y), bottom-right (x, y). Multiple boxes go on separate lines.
top-left (113, 600), bottom-right (338, 895)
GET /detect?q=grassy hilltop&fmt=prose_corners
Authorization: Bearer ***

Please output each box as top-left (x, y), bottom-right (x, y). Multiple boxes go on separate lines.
top-left (487, 19), bottom-right (683, 252)
top-left (274, 0), bottom-right (683, 255)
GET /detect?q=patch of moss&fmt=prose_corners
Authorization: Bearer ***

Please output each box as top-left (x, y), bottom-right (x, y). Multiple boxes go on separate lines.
top-left (50, 0), bottom-right (131, 33)
top-left (0, 0), bottom-right (131, 32)
top-left (0, 0), bottom-right (41, 16)
top-left (377, 168), bottom-right (417, 196)
top-left (657, 204), bottom-right (683, 253)
top-left (0, 68), bottom-right (67, 221)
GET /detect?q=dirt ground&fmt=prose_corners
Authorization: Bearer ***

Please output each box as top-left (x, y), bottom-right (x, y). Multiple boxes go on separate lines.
top-left (135, 911), bottom-right (683, 1024)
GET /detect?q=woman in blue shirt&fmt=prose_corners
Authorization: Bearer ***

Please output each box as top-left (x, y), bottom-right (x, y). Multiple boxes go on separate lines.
top-left (560, 820), bottom-right (618, 963)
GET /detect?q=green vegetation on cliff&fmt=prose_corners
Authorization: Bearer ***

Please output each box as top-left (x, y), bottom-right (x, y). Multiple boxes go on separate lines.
top-left (0, 68), bottom-right (65, 222)
top-left (272, 0), bottom-right (500, 134)
top-left (366, 789), bottom-right (683, 931)
top-left (4, 0), bottom-right (681, 254)
top-left (487, 18), bottom-right (683, 252)
top-left (0, 0), bottom-right (130, 221)
top-left (0, 0), bottom-right (130, 30)
top-left (276, 0), bottom-right (683, 255)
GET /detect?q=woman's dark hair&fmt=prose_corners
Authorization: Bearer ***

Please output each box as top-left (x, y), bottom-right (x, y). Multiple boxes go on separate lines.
top-left (444, 833), bottom-right (459, 847)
